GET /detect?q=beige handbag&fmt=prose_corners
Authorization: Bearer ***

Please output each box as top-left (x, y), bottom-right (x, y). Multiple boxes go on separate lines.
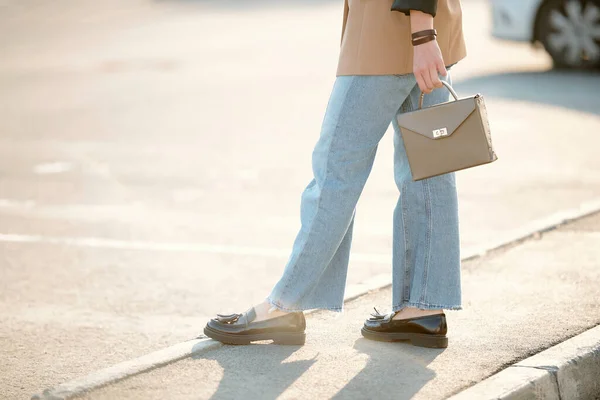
top-left (396, 81), bottom-right (497, 181)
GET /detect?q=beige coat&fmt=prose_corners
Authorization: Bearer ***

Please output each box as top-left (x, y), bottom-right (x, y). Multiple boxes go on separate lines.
top-left (337, 0), bottom-right (467, 76)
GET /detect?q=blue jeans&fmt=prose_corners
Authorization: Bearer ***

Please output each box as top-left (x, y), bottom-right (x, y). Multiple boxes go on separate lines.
top-left (267, 73), bottom-right (461, 312)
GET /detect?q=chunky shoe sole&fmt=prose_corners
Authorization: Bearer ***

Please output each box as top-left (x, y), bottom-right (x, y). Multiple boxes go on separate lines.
top-left (361, 327), bottom-right (448, 348)
top-left (204, 325), bottom-right (306, 346)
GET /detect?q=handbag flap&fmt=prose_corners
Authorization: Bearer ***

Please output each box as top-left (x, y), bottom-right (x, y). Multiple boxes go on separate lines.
top-left (396, 97), bottom-right (478, 140)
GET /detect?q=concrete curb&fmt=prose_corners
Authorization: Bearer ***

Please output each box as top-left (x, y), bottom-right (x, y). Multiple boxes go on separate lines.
top-left (460, 198), bottom-right (600, 261)
top-left (33, 339), bottom-right (222, 400)
top-left (33, 199), bottom-right (600, 399)
top-left (447, 324), bottom-right (600, 400)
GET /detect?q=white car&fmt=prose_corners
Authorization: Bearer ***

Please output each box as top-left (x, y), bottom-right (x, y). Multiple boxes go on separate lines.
top-left (490, 0), bottom-right (600, 68)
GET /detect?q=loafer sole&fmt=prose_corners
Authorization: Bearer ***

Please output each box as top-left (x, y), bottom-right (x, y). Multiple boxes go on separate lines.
top-left (204, 325), bottom-right (306, 346)
top-left (361, 327), bottom-right (448, 348)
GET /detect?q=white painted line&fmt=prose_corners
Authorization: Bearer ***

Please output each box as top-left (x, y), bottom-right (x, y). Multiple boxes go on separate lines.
top-left (0, 232), bottom-right (391, 264)
top-left (448, 325), bottom-right (600, 400)
top-left (0, 233), bottom-right (290, 256)
top-left (0, 199), bottom-right (36, 208)
top-left (3, 199), bottom-right (600, 264)
top-left (34, 338), bottom-right (221, 400)
top-left (33, 161), bottom-right (73, 175)
top-left (31, 198), bottom-right (600, 400)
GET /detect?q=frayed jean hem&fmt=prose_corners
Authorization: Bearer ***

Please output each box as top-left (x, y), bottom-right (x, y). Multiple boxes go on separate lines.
top-left (267, 296), bottom-right (343, 313)
top-left (392, 302), bottom-right (462, 312)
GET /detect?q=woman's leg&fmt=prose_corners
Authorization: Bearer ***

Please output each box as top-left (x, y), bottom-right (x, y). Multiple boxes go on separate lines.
top-left (391, 72), bottom-right (462, 313)
top-left (267, 74), bottom-right (417, 312)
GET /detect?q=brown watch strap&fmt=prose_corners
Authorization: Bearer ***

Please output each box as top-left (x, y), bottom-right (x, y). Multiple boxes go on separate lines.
top-left (411, 29), bottom-right (437, 40)
top-left (412, 35), bottom-right (436, 46)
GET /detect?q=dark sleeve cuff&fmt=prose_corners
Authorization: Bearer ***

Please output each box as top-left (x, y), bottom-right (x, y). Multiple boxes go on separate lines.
top-left (391, 0), bottom-right (438, 17)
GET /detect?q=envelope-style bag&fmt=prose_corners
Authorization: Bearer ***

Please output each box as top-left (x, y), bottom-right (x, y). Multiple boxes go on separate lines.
top-left (396, 81), bottom-right (497, 181)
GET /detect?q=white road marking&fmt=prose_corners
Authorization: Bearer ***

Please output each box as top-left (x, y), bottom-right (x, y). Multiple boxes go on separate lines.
top-left (0, 232), bottom-right (391, 263)
top-left (0, 199), bottom-right (36, 208)
top-left (1, 200), bottom-right (599, 264)
top-left (33, 161), bottom-right (73, 174)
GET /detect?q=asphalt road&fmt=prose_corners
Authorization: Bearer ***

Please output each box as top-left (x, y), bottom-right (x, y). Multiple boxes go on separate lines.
top-left (1, 0), bottom-right (600, 398)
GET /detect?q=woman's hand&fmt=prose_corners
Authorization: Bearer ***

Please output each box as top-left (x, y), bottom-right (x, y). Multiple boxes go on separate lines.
top-left (409, 10), bottom-right (447, 94)
top-left (413, 40), bottom-right (447, 94)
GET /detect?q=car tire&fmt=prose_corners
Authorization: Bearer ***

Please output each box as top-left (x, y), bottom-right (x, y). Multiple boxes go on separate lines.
top-left (536, 0), bottom-right (600, 69)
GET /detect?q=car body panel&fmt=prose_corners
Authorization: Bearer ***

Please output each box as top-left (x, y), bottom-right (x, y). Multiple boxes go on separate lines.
top-left (490, 0), bottom-right (544, 42)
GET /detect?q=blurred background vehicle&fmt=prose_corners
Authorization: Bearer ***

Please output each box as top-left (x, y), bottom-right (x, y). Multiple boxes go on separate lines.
top-left (490, 0), bottom-right (600, 68)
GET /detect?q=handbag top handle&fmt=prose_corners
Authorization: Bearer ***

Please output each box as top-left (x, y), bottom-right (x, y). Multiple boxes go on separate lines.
top-left (418, 80), bottom-right (460, 109)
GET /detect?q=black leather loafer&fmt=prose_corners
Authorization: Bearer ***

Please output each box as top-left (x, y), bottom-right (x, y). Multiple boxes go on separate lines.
top-left (361, 309), bottom-right (448, 348)
top-left (204, 308), bottom-right (306, 345)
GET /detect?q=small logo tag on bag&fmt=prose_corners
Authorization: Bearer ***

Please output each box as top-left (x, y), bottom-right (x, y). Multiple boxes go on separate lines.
top-left (433, 128), bottom-right (448, 138)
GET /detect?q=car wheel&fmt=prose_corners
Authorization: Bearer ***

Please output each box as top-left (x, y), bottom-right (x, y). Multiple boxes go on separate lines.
top-left (536, 0), bottom-right (600, 69)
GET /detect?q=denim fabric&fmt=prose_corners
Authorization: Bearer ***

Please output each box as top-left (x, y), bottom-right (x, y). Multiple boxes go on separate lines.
top-left (267, 73), bottom-right (461, 312)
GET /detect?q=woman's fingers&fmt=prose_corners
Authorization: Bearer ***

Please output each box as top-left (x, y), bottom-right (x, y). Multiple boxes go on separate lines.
top-left (429, 66), bottom-right (443, 89)
top-left (437, 61), bottom-right (448, 77)
top-left (415, 65), bottom-right (434, 93)
top-left (422, 68), bottom-right (436, 92)
top-left (416, 66), bottom-right (437, 93)
top-left (415, 73), bottom-right (429, 94)
top-left (413, 40), bottom-right (447, 94)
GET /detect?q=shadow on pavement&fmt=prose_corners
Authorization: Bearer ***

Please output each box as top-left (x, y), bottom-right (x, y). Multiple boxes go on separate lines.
top-left (191, 342), bottom-right (313, 400)
top-left (191, 337), bottom-right (442, 399)
top-left (332, 339), bottom-right (443, 399)
top-left (455, 70), bottom-right (600, 116)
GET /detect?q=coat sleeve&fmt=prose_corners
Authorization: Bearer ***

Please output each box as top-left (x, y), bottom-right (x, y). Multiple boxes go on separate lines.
top-left (341, 0), bottom-right (349, 46)
top-left (391, 0), bottom-right (438, 17)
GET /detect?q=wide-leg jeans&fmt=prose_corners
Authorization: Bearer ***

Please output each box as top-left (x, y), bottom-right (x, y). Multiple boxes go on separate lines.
top-left (268, 73), bottom-right (461, 312)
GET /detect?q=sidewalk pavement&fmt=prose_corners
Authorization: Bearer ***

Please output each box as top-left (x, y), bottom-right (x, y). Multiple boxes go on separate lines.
top-left (69, 213), bottom-right (600, 400)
